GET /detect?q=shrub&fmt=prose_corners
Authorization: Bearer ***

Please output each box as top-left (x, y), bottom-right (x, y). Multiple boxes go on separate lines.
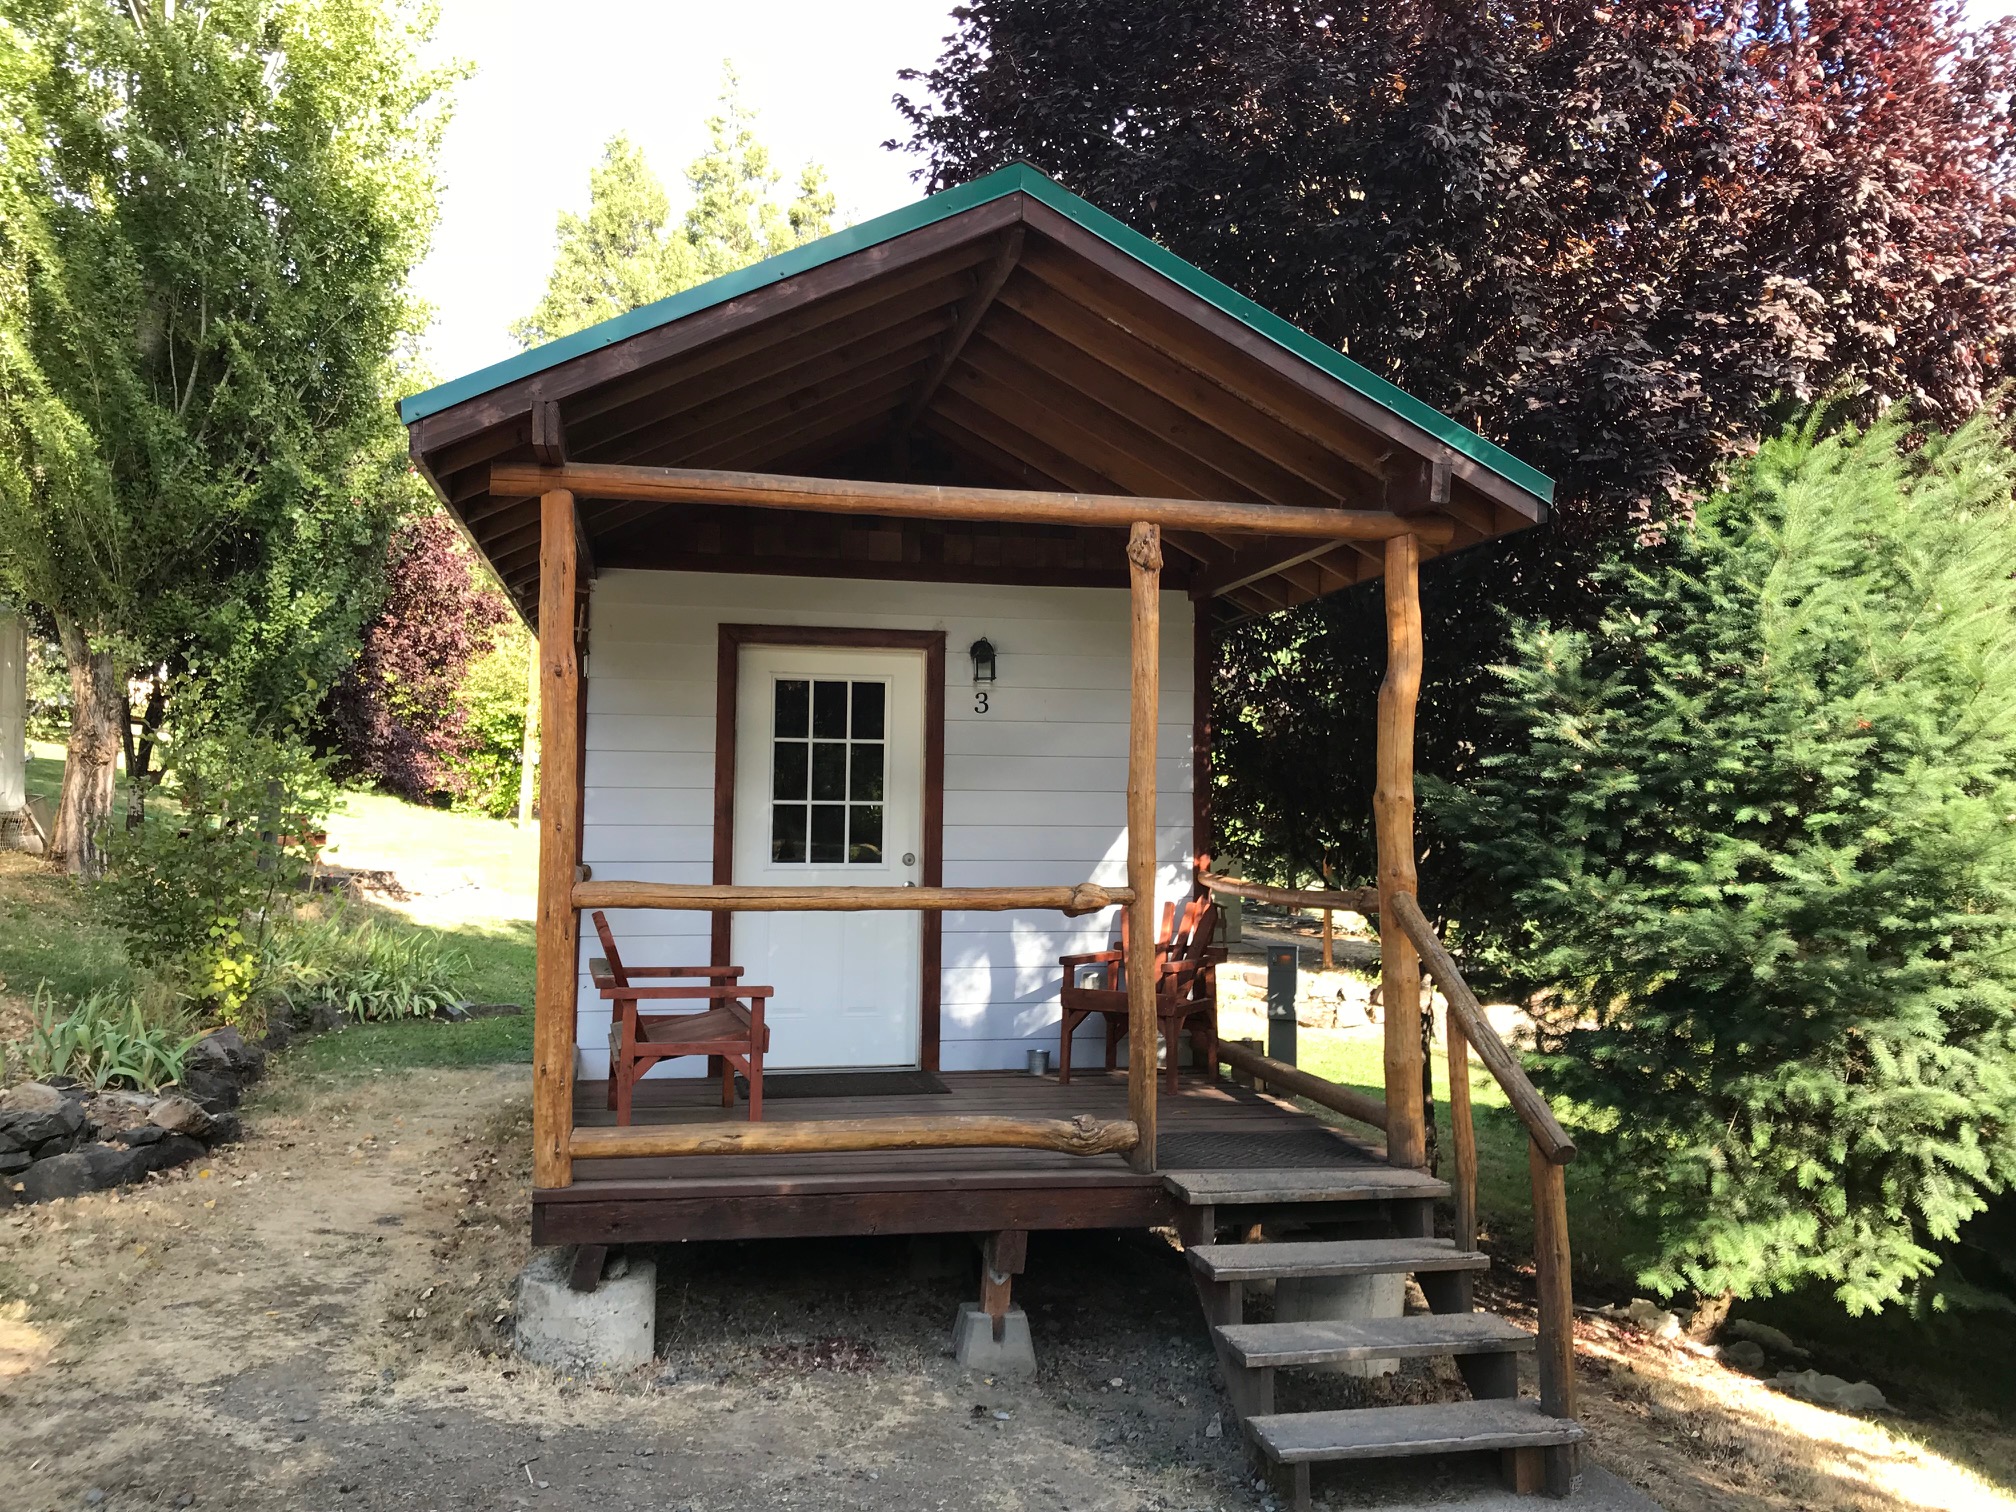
top-left (317, 513), bottom-right (512, 803)
top-left (99, 722), bottom-right (337, 1028)
top-left (444, 628), bottom-right (531, 819)
top-left (267, 909), bottom-right (467, 1022)
top-left (26, 983), bottom-right (199, 1092)
top-left (1430, 410), bottom-right (2016, 1315)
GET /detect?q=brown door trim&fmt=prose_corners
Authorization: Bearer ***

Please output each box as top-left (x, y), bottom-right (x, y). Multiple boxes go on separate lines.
top-left (712, 624), bottom-right (948, 1070)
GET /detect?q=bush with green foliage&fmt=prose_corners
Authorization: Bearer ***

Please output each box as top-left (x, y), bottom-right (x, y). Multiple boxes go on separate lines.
top-left (1430, 411), bottom-right (2016, 1315)
top-left (24, 983), bottom-right (198, 1092)
top-left (98, 723), bottom-right (337, 1027)
top-left (267, 909), bottom-right (466, 1022)
top-left (445, 629), bottom-right (530, 819)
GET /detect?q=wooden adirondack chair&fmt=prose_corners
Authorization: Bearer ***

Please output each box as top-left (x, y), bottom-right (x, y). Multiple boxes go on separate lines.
top-left (1057, 895), bottom-right (1223, 1090)
top-left (588, 910), bottom-right (773, 1124)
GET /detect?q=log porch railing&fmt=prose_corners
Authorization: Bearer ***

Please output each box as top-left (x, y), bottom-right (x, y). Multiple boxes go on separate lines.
top-left (534, 484), bottom-right (1176, 1191)
top-left (1202, 870), bottom-right (1579, 1437)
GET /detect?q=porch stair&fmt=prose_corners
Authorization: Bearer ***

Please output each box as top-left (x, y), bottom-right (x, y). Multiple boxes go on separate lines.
top-left (1174, 1194), bottom-right (1583, 1509)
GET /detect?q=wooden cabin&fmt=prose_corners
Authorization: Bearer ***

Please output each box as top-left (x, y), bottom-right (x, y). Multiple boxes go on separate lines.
top-left (402, 164), bottom-right (1585, 1502)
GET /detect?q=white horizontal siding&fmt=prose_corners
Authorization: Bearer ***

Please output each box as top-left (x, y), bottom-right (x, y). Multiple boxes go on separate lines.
top-left (574, 569), bottom-right (1193, 1079)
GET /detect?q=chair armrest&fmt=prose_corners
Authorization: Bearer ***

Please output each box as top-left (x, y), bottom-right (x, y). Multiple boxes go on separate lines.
top-left (614, 965), bottom-right (745, 979)
top-left (1058, 950), bottom-right (1123, 967)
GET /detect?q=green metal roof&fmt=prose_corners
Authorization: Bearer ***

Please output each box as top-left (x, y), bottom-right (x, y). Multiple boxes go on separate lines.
top-left (400, 163), bottom-right (1553, 506)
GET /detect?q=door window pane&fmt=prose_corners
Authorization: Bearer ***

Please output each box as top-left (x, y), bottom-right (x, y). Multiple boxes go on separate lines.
top-left (771, 804), bottom-right (806, 863)
top-left (772, 741), bottom-right (808, 802)
top-left (768, 675), bottom-right (892, 867)
top-left (849, 743), bottom-right (883, 802)
top-left (849, 804), bottom-right (883, 863)
top-left (810, 741), bottom-right (848, 800)
top-left (809, 803), bottom-right (847, 863)
top-left (851, 681), bottom-right (885, 740)
top-left (812, 680), bottom-right (848, 738)
top-left (774, 679), bottom-right (810, 738)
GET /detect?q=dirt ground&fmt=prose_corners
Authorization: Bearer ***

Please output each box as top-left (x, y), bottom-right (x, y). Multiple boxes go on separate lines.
top-left (3, 1066), bottom-right (2011, 1512)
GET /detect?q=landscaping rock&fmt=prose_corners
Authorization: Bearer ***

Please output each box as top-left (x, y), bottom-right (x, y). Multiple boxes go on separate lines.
top-left (203, 1112), bottom-right (243, 1146)
top-left (188, 1027), bottom-right (265, 1080)
top-left (140, 1134), bottom-right (207, 1176)
top-left (1601, 1298), bottom-right (1684, 1340)
top-left (0, 1098), bottom-right (88, 1155)
top-left (1717, 1339), bottom-right (1767, 1371)
top-left (180, 1068), bottom-right (242, 1112)
top-left (1775, 1368), bottom-right (1888, 1412)
top-left (79, 1141), bottom-right (150, 1189)
top-left (150, 1096), bottom-right (214, 1139)
top-left (1727, 1318), bottom-right (1809, 1361)
top-left (19, 1151), bottom-right (95, 1202)
top-left (112, 1123), bottom-right (166, 1148)
top-left (0, 1149), bottom-right (31, 1175)
top-left (0, 1081), bottom-right (65, 1115)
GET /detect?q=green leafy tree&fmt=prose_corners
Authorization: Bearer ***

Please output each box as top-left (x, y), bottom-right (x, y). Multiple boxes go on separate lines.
top-left (0, 0), bottom-right (455, 876)
top-left (1430, 412), bottom-right (2016, 1314)
top-left (511, 67), bottom-right (835, 347)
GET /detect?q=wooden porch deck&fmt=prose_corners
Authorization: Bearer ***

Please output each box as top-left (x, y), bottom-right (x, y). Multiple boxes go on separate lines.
top-left (532, 1071), bottom-right (1403, 1245)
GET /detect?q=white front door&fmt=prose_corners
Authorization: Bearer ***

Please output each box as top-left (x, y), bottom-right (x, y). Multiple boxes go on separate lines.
top-left (732, 645), bottom-right (924, 1069)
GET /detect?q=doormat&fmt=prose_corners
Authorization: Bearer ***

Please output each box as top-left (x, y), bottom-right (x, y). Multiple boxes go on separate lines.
top-left (737, 1069), bottom-right (950, 1099)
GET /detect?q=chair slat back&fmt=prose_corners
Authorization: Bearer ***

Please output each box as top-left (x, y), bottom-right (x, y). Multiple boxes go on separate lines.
top-left (589, 911), bottom-right (631, 990)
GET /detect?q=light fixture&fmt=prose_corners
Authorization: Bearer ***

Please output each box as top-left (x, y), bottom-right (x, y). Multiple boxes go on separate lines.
top-left (969, 637), bottom-right (997, 684)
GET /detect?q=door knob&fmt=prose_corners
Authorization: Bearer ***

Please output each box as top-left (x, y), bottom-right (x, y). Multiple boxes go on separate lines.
top-left (901, 852), bottom-right (916, 866)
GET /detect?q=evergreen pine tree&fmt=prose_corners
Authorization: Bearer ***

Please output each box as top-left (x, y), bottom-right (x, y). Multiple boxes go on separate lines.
top-left (511, 68), bottom-right (835, 348)
top-left (1430, 412), bottom-right (2016, 1313)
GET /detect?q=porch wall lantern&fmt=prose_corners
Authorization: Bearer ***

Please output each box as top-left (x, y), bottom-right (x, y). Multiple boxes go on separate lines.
top-left (969, 637), bottom-right (998, 685)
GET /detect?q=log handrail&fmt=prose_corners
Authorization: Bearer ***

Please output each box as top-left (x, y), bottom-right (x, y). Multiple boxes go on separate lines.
top-left (1216, 1040), bottom-right (1389, 1135)
top-left (1199, 871), bottom-right (1382, 916)
top-left (1385, 892), bottom-right (1575, 1165)
top-left (570, 1113), bottom-right (1139, 1160)
top-left (1384, 890), bottom-right (1578, 1436)
top-left (572, 881), bottom-right (1129, 917)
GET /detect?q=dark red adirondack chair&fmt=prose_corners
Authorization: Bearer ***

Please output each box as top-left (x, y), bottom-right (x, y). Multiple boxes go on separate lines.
top-left (1057, 895), bottom-right (1223, 1090)
top-left (587, 910), bottom-right (772, 1124)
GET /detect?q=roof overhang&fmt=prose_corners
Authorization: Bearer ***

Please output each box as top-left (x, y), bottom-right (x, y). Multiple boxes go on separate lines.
top-left (404, 164), bottom-right (1551, 621)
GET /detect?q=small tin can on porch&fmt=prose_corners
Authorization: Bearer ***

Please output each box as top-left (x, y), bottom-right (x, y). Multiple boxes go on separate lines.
top-left (1026, 1048), bottom-right (1051, 1077)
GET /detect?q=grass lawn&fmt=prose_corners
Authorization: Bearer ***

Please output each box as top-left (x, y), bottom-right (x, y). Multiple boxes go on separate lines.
top-left (2, 743), bottom-right (535, 1068)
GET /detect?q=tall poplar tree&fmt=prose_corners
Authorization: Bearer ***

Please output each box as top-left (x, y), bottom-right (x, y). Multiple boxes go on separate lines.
top-left (0, 0), bottom-right (456, 876)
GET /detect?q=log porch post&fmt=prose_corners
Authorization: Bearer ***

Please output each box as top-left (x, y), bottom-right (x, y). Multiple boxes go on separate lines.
top-left (534, 488), bottom-right (583, 1188)
top-left (1377, 531), bottom-right (1427, 1170)
top-left (1125, 521), bottom-right (1162, 1173)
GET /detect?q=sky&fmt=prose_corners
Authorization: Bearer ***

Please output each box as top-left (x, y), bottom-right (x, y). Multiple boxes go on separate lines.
top-left (412, 0), bottom-right (2016, 389)
top-left (409, 0), bottom-right (963, 385)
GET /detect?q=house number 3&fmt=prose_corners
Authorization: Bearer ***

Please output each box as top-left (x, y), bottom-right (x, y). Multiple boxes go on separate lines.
top-left (974, 689), bottom-right (991, 714)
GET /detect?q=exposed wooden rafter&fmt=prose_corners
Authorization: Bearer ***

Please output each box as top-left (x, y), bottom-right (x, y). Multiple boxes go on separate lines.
top-left (890, 226), bottom-right (1024, 447)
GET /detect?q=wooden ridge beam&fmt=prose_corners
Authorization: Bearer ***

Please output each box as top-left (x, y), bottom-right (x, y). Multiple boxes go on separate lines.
top-left (489, 463), bottom-right (1458, 544)
top-left (570, 1114), bottom-right (1140, 1160)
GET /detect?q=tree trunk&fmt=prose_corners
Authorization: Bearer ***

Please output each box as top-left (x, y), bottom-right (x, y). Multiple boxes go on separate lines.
top-left (49, 614), bottom-right (121, 879)
top-left (123, 674), bottom-right (165, 830)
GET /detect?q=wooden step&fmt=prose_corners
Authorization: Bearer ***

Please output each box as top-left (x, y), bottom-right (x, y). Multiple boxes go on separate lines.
top-left (1162, 1166), bottom-right (1449, 1205)
top-left (1187, 1236), bottom-right (1489, 1283)
top-left (1247, 1398), bottom-right (1585, 1465)
top-left (1217, 1311), bottom-right (1535, 1368)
